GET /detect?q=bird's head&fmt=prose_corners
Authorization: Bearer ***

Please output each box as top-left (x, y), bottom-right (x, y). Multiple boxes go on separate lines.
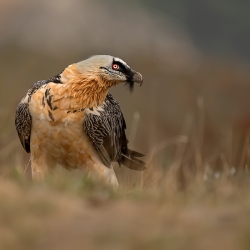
top-left (75, 55), bottom-right (143, 91)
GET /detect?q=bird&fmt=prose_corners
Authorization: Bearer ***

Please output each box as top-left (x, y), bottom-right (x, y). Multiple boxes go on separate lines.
top-left (15, 55), bottom-right (145, 188)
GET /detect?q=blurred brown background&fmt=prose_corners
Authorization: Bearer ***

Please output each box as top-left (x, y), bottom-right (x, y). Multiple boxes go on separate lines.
top-left (2, 2), bottom-right (250, 249)
top-left (1, 0), bottom-right (250, 177)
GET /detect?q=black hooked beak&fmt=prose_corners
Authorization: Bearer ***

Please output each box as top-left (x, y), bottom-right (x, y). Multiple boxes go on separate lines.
top-left (132, 71), bottom-right (143, 86)
top-left (126, 70), bottom-right (143, 92)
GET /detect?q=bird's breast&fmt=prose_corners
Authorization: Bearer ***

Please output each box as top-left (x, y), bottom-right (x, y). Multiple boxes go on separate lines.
top-left (29, 84), bottom-right (87, 125)
top-left (28, 84), bottom-right (103, 170)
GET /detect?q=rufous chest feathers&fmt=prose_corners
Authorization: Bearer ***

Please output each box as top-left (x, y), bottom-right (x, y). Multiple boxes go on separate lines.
top-left (51, 64), bottom-right (110, 110)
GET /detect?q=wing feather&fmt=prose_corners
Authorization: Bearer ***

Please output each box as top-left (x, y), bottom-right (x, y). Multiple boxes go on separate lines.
top-left (15, 102), bottom-right (32, 153)
top-left (15, 77), bottom-right (62, 153)
top-left (84, 93), bottom-right (145, 170)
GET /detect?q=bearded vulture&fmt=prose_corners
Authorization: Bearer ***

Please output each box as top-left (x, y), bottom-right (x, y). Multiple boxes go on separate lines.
top-left (15, 55), bottom-right (145, 188)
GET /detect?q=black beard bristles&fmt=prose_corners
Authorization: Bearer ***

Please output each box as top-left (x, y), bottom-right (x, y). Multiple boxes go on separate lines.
top-left (125, 81), bottom-right (134, 92)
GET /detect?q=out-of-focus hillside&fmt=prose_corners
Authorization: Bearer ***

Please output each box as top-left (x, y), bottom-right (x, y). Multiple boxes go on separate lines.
top-left (0, 0), bottom-right (198, 64)
top-left (138, 0), bottom-right (250, 61)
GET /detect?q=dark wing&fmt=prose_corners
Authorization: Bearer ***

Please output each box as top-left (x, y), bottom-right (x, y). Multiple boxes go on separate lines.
top-left (15, 102), bottom-right (32, 153)
top-left (84, 93), bottom-right (145, 171)
top-left (15, 78), bottom-right (61, 153)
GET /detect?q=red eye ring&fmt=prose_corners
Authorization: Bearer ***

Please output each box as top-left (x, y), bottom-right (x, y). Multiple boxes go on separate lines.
top-left (112, 63), bottom-right (119, 70)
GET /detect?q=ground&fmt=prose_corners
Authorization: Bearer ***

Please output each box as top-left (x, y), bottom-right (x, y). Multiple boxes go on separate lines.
top-left (1, 168), bottom-right (250, 250)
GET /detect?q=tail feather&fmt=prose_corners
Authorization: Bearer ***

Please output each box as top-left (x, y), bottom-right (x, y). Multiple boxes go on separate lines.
top-left (121, 149), bottom-right (146, 171)
top-left (128, 149), bottom-right (145, 158)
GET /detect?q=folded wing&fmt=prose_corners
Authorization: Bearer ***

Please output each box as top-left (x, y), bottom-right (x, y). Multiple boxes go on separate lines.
top-left (84, 93), bottom-right (146, 170)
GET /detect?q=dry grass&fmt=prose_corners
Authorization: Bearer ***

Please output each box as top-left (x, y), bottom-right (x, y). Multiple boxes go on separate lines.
top-left (0, 164), bottom-right (250, 250)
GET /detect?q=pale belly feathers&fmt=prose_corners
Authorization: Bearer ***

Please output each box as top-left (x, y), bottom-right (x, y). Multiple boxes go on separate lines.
top-left (29, 85), bottom-right (99, 171)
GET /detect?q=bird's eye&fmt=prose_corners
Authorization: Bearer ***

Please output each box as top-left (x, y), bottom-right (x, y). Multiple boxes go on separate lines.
top-left (112, 64), bottom-right (119, 70)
